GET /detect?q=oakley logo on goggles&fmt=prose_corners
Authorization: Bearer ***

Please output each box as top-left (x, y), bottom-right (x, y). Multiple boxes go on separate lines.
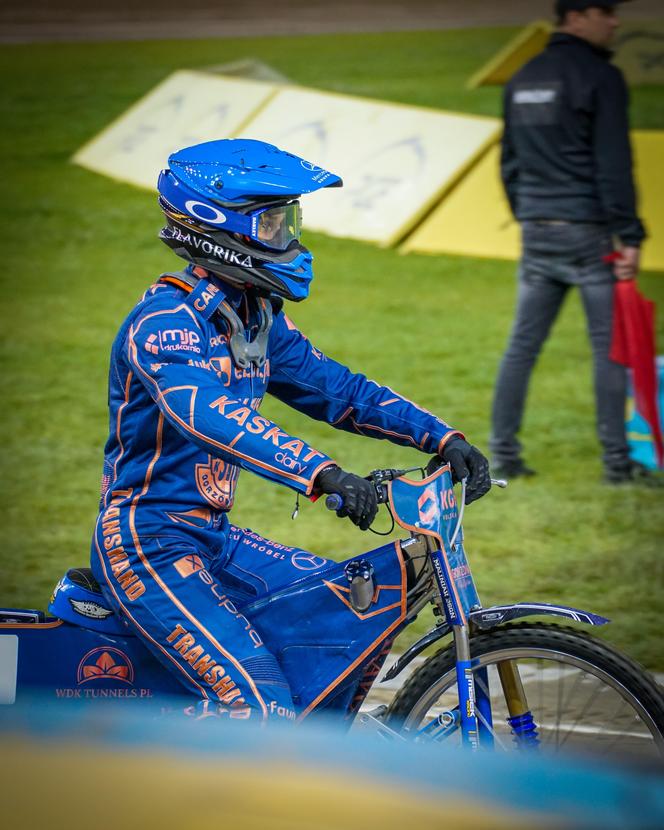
top-left (158, 169), bottom-right (302, 252)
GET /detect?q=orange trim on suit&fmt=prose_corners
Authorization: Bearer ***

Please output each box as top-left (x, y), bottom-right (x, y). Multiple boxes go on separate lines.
top-left (94, 524), bottom-right (210, 698)
top-left (0, 620), bottom-right (63, 630)
top-left (108, 370), bottom-right (133, 506)
top-left (127, 413), bottom-right (269, 719)
top-left (160, 275), bottom-right (195, 293)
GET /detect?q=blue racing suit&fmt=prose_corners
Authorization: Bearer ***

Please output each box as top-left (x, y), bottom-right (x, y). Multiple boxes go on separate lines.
top-left (91, 268), bottom-right (460, 722)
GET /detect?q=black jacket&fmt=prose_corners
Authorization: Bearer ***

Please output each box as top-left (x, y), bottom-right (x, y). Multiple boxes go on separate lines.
top-left (501, 32), bottom-right (645, 246)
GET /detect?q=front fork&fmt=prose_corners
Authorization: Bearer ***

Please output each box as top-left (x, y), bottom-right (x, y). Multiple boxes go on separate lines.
top-left (453, 624), bottom-right (538, 749)
top-left (453, 624), bottom-right (480, 750)
top-left (497, 660), bottom-right (539, 747)
top-left (423, 531), bottom-right (538, 750)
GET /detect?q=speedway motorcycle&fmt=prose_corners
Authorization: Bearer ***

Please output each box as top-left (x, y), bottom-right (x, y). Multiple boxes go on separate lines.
top-left (1, 463), bottom-right (663, 756)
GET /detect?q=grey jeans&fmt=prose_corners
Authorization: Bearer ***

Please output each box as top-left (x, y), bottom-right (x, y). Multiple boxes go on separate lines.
top-left (490, 221), bottom-right (628, 469)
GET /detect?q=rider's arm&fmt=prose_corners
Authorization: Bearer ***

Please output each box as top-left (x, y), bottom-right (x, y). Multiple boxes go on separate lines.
top-left (125, 301), bottom-right (333, 494)
top-left (267, 312), bottom-right (462, 455)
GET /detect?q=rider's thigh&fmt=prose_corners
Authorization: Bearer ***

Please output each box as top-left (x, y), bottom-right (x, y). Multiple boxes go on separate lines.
top-left (219, 525), bottom-right (333, 596)
top-left (95, 532), bottom-right (295, 723)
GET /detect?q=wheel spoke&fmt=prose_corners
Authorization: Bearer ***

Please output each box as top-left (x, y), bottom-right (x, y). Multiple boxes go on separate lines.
top-left (598, 694), bottom-right (648, 752)
top-left (538, 659), bottom-right (544, 741)
top-left (558, 672), bottom-right (600, 748)
top-left (554, 659), bottom-right (566, 749)
top-left (476, 706), bottom-right (510, 751)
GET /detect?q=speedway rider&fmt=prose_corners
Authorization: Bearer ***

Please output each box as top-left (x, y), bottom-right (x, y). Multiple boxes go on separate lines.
top-left (91, 139), bottom-right (491, 722)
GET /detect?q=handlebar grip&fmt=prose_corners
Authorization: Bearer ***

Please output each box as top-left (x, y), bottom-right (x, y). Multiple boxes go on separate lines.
top-left (325, 493), bottom-right (344, 511)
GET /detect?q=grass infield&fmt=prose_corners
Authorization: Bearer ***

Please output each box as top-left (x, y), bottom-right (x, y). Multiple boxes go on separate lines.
top-left (1, 28), bottom-right (663, 669)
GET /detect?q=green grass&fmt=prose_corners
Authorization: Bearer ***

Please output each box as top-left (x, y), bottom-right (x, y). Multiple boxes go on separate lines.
top-left (1, 29), bottom-right (663, 670)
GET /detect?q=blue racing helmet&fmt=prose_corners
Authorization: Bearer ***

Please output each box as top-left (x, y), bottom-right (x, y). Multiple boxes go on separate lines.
top-left (157, 139), bottom-right (342, 301)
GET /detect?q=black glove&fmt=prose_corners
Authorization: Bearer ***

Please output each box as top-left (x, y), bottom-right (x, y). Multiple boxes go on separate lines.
top-left (427, 437), bottom-right (491, 505)
top-left (315, 465), bottom-right (378, 531)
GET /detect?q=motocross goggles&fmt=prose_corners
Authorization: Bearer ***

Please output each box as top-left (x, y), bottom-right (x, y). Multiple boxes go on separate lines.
top-left (158, 169), bottom-right (302, 252)
top-left (251, 201), bottom-right (302, 251)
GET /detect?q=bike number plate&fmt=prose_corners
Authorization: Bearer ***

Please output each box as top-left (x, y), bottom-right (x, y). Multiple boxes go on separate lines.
top-left (0, 635), bottom-right (18, 704)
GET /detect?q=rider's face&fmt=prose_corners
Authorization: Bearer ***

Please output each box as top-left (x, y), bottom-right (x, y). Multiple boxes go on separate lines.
top-left (254, 202), bottom-right (301, 250)
top-left (258, 210), bottom-right (285, 243)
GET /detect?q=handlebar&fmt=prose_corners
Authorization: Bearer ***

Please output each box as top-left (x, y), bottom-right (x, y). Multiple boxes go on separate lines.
top-left (324, 467), bottom-right (415, 513)
top-left (324, 468), bottom-right (507, 513)
top-left (324, 493), bottom-right (345, 512)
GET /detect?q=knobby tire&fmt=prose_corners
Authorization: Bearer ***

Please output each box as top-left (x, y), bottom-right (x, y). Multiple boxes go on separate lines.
top-left (385, 623), bottom-right (664, 755)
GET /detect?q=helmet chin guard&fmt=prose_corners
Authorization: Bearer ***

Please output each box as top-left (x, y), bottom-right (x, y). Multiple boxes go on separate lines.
top-left (156, 139), bottom-right (342, 301)
top-left (159, 217), bottom-right (313, 300)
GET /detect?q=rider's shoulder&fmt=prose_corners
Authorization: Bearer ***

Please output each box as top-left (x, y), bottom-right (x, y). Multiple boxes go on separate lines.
top-left (271, 308), bottom-right (307, 340)
top-left (122, 280), bottom-right (203, 336)
top-left (136, 279), bottom-right (197, 314)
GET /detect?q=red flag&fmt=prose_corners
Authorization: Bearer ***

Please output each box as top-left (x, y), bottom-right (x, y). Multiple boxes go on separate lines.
top-left (610, 280), bottom-right (664, 467)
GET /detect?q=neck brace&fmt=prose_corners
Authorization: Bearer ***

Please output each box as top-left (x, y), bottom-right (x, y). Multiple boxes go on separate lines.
top-left (159, 269), bottom-right (273, 369)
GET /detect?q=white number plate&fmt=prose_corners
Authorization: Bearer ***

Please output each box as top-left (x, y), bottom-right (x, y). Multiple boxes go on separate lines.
top-left (0, 635), bottom-right (19, 704)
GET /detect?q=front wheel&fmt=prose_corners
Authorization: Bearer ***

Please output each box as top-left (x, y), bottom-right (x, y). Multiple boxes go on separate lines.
top-left (385, 623), bottom-right (664, 758)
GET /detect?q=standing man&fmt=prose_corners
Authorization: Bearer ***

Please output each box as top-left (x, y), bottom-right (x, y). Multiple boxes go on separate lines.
top-left (490, 0), bottom-right (649, 483)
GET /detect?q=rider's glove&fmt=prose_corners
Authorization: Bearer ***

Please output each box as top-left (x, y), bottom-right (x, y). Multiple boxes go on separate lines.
top-left (427, 438), bottom-right (491, 505)
top-left (315, 465), bottom-right (378, 531)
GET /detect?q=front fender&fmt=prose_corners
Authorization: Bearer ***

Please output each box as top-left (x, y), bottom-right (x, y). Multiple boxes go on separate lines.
top-left (468, 602), bottom-right (610, 630)
top-left (382, 602), bottom-right (609, 682)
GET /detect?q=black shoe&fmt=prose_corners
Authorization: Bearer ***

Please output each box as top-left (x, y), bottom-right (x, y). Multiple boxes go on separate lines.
top-left (491, 458), bottom-right (536, 479)
top-left (604, 461), bottom-right (664, 487)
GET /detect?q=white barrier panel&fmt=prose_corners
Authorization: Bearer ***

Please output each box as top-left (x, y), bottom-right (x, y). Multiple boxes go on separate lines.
top-left (73, 74), bottom-right (498, 245)
top-left (244, 87), bottom-right (499, 246)
top-left (73, 71), bottom-right (277, 190)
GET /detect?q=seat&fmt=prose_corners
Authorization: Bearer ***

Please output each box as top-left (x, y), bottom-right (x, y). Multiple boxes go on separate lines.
top-left (66, 567), bottom-right (104, 595)
top-left (48, 567), bottom-right (126, 633)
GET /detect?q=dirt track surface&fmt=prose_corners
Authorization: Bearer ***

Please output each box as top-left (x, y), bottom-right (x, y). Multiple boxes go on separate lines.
top-left (2, 0), bottom-right (663, 43)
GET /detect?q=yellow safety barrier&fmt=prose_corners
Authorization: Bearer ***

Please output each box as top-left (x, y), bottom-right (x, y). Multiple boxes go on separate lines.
top-left (243, 86), bottom-right (498, 246)
top-left (402, 131), bottom-right (664, 273)
top-left (468, 21), bottom-right (664, 88)
top-left (74, 74), bottom-right (498, 247)
top-left (73, 69), bottom-right (661, 262)
top-left (467, 21), bottom-right (552, 89)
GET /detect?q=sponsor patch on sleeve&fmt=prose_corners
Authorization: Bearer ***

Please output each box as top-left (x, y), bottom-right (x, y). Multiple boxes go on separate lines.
top-left (142, 326), bottom-right (203, 356)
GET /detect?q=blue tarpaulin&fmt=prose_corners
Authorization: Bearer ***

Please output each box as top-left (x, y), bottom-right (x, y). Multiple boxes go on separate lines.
top-left (627, 356), bottom-right (664, 470)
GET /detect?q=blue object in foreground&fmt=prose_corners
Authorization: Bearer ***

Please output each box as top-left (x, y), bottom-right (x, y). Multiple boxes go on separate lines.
top-left (1, 700), bottom-right (663, 830)
top-left (627, 356), bottom-right (664, 470)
